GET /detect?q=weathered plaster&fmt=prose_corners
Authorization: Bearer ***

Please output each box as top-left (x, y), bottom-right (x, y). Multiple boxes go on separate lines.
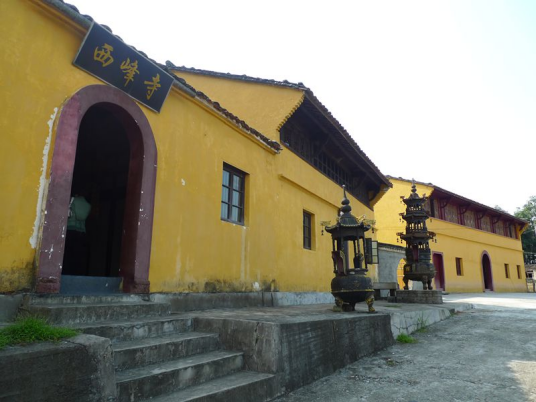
top-left (30, 107), bottom-right (58, 249)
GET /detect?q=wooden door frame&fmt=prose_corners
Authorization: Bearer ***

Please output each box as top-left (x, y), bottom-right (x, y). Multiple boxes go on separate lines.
top-left (432, 252), bottom-right (446, 291)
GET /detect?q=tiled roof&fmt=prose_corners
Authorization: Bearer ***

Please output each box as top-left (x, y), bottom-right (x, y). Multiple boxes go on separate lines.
top-left (167, 63), bottom-right (391, 188)
top-left (387, 176), bottom-right (528, 226)
top-left (42, 0), bottom-right (282, 153)
top-left (166, 64), bottom-right (308, 90)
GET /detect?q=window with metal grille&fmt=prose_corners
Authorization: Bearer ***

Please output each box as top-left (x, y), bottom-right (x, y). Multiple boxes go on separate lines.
top-left (221, 164), bottom-right (246, 225)
top-left (280, 128), bottom-right (367, 204)
top-left (303, 211), bottom-right (312, 250)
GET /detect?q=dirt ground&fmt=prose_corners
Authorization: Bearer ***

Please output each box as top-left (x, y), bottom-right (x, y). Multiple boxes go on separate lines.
top-left (276, 293), bottom-right (536, 402)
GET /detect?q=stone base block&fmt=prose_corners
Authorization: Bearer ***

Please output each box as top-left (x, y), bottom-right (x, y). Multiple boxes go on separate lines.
top-left (391, 290), bottom-right (443, 304)
top-left (192, 306), bottom-right (394, 394)
top-left (0, 334), bottom-right (116, 402)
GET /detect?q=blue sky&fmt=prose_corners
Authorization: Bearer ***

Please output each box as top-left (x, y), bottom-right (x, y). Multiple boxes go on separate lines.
top-left (71, 0), bottom-right (534, 214)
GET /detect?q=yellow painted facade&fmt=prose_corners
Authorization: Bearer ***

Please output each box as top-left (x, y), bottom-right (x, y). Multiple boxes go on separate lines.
top-left (0, 0), bottom-right (383, 293)
top-left (375, 178), bottom-right (527, 293)
top-left (172, 72), bottom-right (305, 142)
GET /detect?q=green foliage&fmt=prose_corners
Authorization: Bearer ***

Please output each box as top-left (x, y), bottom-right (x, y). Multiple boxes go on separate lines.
top-left (416, 313), bottom-right (429, 333)
top-left (396, 333), bottom-right (417, 343)
top-left (515, 196), bottom-right (536, 258)
top-left (0, 317), bottom-right (78, 350)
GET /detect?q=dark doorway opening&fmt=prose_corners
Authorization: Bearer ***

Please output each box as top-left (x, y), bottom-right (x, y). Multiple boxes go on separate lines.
top-left (62, 105), bottom-right (130, 282)
top-left (482, 253), bottom-right (494, 291)
top-left (37, 85), bottom-right (156, 294)
top-left (433, 253), bottom-right (445, 290)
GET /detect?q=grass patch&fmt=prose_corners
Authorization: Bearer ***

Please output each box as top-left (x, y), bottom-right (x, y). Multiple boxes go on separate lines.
top-left (0, 317), bottom-right (78, 350)
top-left (384, 305), bottom-right (402, 308)
top-left (396, 333), bottom-right (417, 343)
top-left (415, 312), bottom-right (429, 333)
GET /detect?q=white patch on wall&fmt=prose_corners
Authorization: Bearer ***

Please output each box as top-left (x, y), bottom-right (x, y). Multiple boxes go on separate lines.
top-left (240, 227), bottom-right (247, 282)
top-left (30, 107), bottom-right (58, 248)
top-left (181, 179), bottom-right (186, 186)
top-left (253, 282), bottom-right (261, 291)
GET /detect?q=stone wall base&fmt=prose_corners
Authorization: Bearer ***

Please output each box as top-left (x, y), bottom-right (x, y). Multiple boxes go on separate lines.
top-left (390, 290), bottom-right (443, 304)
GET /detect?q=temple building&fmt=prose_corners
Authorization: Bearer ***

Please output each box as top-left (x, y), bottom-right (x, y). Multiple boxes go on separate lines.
top-left (0, 0), bottom-right (390, 295)
top-left (374, 177), bottom-right (529, 293)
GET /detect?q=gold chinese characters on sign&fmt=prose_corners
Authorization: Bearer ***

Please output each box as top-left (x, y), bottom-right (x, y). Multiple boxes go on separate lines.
top-left (120, 58), bottom-right (139, 86)
top-left (144, 74), bottom-right (161, 100)
top-left (93, 43), bottom-right (114, 67)
top-left (92, 43), bottom-right (161, 99)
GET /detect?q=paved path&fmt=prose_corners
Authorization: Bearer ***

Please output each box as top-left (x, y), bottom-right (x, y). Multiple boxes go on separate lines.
top-left (276, 293), bottom-right (536, 402)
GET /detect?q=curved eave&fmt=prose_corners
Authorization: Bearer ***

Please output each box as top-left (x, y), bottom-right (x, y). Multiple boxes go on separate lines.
top-left (302, 92), bottom-right (391, 189)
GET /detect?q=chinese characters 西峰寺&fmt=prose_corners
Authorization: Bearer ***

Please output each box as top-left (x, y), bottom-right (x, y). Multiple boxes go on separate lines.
top-left (120, 58), bottom-right (139, 86)
top-left (144, 74), bottom-right (161, 100)
top-left (93, 43), bottom-right (114, 67)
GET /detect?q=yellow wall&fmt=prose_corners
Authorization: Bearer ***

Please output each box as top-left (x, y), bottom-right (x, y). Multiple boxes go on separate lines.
top-left (172, 71), bottom-right (304, 142)
top-left (0, 0), bottom-right (377, 293)
top-left (375, 178), bottom-right (526, 293)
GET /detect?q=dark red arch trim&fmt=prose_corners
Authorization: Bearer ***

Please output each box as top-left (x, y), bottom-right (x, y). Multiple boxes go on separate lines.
top-left (36, 85), bottom-right (157, 293)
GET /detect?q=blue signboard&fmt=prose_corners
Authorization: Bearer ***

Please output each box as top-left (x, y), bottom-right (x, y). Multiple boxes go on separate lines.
top-left (74, 22), bottom-right (174, 113)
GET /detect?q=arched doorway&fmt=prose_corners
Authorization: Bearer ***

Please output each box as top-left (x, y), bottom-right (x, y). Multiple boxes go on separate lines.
top-left (482, 252), bottom-right (494, 291)
top-left (62, 105), bottom-right (130, 282)
top-left (36, 85), bottom-right (157, 294)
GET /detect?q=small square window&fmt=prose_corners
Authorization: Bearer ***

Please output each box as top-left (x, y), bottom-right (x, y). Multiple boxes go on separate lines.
top-left (221, 164), bottom-right (246, 225)
top-left (303, 211), bottom-right (312, 250)
top-left (365, 239), bottom-right (379, 265)
top-left (456, 258), bottom-right (463, 276)
top-left (505, 264), bottom-right (510, 279)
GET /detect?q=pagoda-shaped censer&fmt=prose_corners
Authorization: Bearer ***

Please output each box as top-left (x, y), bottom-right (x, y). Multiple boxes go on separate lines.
top-left (397, 181), bottom-right (436, 291)
top-left (325, 186), bottom-right (375, 313)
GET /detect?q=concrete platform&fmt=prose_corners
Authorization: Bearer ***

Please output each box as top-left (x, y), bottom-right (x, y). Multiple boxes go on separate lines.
top-left (0, 295), bottom-right (473, 400)
top-left (180, 300), bottom-right (472, 394)
top-left (274, 293), bottom-right (534, 402)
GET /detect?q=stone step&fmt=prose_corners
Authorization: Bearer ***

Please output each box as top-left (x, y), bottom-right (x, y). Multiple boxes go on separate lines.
top-left (28, 293), bottom-right (151, 305)
top-left (116, 350), bottom-right (244, 402)
top-left (73, 315), bottom-right (193, 343)
top-left (59, 275), bottom-right (122, 294)
top-left (143, 371), bottom-right (278, 402)
top-left (113, 332), bottom-right (221, 370)
top-left (28, 302), bottom-right (171, 324)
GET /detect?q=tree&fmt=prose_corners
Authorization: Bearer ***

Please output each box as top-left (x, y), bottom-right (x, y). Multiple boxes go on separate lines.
top-left (514, 196), bottom-right (536, 263)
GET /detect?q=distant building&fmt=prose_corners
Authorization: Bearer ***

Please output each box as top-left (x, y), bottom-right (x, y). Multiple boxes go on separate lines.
top-left (374, 177), bottom-right (529, 293)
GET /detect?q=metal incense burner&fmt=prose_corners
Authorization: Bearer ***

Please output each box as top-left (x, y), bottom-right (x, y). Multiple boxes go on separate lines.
top-left (397, 181), bottom-right (436, 290)
top-left (325, 187), bottom-right (375, 313)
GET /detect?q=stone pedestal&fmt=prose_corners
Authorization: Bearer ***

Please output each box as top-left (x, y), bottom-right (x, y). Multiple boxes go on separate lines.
top-left (390, 290), bottom-right (443, 304)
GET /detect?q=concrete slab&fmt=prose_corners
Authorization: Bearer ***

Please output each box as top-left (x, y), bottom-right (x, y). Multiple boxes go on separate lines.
top-left (182, 300), bottom-right (469, 394)
top-left (274, 293), bottom-right (536, 402)
top-left (0, 293), bottom-right (23, 322)
top-left (444, 292), bottom-right (536, 310)
top-left (0, 334), bottom-right (116, 402)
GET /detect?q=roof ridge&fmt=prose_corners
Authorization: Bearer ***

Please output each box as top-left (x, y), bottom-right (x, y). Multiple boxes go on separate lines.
top-left (387, 176), bottom-right (527, 224)
top-left (166, 61), bottom-right (309, 90)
